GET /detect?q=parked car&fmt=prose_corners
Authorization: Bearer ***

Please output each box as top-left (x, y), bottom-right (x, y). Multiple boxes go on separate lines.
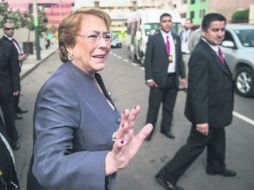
top-left (222, 24), bottom-right (254, 97)
top-left (111, 34), bottom-right (122, 48)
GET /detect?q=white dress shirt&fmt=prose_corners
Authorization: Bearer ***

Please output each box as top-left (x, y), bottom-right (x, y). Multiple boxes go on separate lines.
top-left (161, 30), bottom-right (176, 73)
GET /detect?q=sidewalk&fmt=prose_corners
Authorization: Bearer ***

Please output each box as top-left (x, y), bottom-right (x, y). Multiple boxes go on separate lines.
top-left (20, 45), bottom-right (58, 79)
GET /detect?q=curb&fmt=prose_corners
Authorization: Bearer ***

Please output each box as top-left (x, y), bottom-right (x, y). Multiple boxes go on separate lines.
top-left (20, 49), bottom-right (58, 80)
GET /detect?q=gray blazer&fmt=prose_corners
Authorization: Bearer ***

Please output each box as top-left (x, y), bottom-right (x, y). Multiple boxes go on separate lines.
top-left (28, 62), bottom-right (120, 190)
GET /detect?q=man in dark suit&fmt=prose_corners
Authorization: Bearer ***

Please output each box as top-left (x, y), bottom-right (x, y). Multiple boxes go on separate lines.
top-left (0, 116), bottom-right (20, 189)
top-left (0, 38), bottom-right (20, 150)
top-left (155, 13), bottom-right (236, 190)
top-left (2, 22), bottom-right (28, 119)
top-left (144, 13), bottom-right (187, 141)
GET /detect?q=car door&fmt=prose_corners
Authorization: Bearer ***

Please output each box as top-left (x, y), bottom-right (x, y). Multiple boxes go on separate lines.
top-left (221, 30), bottom-right (238, 73)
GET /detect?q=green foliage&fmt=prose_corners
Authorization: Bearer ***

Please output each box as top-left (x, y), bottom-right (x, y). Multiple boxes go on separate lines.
top-left (0, 0), bottom-right (48, 36)
top-left (37, 8), bottom-right (48, 36)
top-left (0, 0), bottom-right (26, 28)
top-left (47, 24), bottom-right (58, 34)
top-left (232, 9), bottom-right (249, 23)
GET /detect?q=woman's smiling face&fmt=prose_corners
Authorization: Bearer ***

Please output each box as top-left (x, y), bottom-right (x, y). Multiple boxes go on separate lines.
top-left (71, 15), bottom-right (111, 74)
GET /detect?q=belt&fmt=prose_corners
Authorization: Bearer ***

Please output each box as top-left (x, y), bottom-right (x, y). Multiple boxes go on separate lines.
top-left (167, 73), bottom-right (176, 76)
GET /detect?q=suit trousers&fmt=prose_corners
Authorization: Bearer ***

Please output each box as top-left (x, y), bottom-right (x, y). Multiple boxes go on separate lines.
top-left (14, 94), bottom-right (20, 112)
top-left (159, 125), bottom-right (226, 184)
top-left (146, 74), bottom-right (178, 133)
top-left (0, 94), bottom-right (19, 143)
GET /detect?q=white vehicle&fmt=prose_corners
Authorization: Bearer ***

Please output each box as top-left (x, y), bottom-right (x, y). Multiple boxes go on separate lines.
top-left (126, 8), bottom-right (182, 65)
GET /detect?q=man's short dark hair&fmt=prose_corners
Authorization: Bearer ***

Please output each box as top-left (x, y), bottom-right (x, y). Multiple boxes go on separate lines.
top-left (201, 13), bottom-right (226, 31)
top-left (160, 13), bottom-right (172, 21)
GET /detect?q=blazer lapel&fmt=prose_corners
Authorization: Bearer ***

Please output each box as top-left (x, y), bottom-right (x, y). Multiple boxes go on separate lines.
top-left (94, 73), bottom-right (115, 106)
top-left (201, 41), bottom-right (231, 76)
top-left (157, 32), bottom-right (168, 56)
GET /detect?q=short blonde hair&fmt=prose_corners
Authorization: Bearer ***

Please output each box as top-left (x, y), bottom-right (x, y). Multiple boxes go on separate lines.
top-left (58, 8), bottom-right (111, 62)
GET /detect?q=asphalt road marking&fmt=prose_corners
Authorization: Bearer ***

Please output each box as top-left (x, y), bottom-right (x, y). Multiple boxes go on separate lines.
top-left (110, 52), bottom-right (116, 56)
top-left (233, 111), bottom-right (254, 126)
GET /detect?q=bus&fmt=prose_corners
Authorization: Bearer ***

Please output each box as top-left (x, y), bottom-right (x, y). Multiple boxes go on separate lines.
top-left (126, 8), bottom-right (182, 65)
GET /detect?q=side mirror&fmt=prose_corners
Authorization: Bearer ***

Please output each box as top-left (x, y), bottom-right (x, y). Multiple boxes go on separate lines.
top-left (222, 40), bottom-right (235, 48)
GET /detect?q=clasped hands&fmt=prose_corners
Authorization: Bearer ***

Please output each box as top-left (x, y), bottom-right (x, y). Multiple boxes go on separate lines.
top-left (105, 105), bottom-right (153, 175)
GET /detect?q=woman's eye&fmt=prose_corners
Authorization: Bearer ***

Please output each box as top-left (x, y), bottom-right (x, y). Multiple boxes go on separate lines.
top-left (88, 35), bottom-right (98, 40)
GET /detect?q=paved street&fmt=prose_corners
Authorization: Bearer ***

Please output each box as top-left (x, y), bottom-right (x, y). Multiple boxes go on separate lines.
top-left (14, 46), bottom-right (254, 190)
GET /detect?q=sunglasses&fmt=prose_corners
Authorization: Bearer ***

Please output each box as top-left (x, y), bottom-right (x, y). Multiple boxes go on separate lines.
top-left (4, 27), bottom-right (15, 30)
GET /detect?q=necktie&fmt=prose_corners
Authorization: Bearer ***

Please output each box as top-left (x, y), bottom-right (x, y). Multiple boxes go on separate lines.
top-left (166, 35), bottom-right (170, 55)
top-left (12, 38), bottom-right (19, 48)
top-left (218, 47), bottom-right (224, 64)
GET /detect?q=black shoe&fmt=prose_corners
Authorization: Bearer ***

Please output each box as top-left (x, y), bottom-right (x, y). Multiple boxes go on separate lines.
top-left (207, 168), bottom-right (237, 177)
top-left (161, 130), bottom-right (175, 139)
top-left (155, 173), bottom-right (184, 190)
top-left (15, 115), bottom-right (23, 120)
top-left (11, 142), bottom-right (20, 150)
top-left (16, 109), bottom-right (28, 114)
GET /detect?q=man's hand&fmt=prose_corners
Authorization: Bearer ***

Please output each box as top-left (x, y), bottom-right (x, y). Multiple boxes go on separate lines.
top-left (146, 80), bottom-right (158, 87)
top-left (13, 91), bottom-right (20, 96)
top-left (196, 123), bottom-right (209, 136)
top-left (180, 78), bottom-right (188, 89)
top-left (19, 54), bottom-right (28, 62)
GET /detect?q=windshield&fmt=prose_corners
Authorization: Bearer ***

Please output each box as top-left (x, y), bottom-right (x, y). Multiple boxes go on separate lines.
top-left (144, 22), bottom-right (183, 36)
top-left (172, 23), bottom-right (182, 35)
top-left (233, 29), bottom-right (254, 47)
top-left (144, 23), bottom-right (160, 36)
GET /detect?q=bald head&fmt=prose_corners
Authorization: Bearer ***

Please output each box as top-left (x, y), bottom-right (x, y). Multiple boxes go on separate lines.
top-left (3, 22), bottom-right (15, 37)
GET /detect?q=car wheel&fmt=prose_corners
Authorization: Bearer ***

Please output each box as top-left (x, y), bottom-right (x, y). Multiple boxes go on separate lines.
top-left (234, 67), bottom-right (254, 97)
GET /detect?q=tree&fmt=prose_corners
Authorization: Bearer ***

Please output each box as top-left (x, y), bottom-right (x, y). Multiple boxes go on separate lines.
top-left (48, 24), bottom-right (58, 34)
top-left (0, 0), bottom-right (48, 41)
top-left (23, 7), bottom-right (48, 41)
top-left (232, 9), bottom-right (249, 23)
top-left (0, 0), bottom-right (26, 28)
top-left (37, 8), bottom-right (48, 37)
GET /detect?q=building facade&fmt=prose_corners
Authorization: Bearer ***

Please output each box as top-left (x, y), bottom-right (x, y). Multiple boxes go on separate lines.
top-left (8, 0), bottom-right (74, 27)
top-left (7, 0), bottom-right (254, 31)
top-left (172, 0), bottom-right (254, 25)
top-left (74, 0), bottom-right (163, 32)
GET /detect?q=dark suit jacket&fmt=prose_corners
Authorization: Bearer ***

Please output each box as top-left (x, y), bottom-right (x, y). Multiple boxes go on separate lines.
top-left (0, 39), bottom-right (20, 100)
top-left (144, 31), bottom-right (186, 87)
top-left (0, 117), bottom-right (20, 190)
top-left (185, 39), bottom-right (234, 127)
top-left (2, 35), bottom-right (21, 73)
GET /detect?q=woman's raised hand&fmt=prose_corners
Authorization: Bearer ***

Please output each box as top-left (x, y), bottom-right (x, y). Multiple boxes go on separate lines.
top-left (105, 105), bottom-right (153, 175)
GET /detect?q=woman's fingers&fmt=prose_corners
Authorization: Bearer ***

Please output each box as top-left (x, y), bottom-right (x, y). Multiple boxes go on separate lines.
top-left (116, 105), bottom-right (141, 139)
top-left (135, 124), bottom-right (153, 142)
top-left (113, 105), bottom-right (145, 150)
top-left (115, 122), bottom-right (129, 145)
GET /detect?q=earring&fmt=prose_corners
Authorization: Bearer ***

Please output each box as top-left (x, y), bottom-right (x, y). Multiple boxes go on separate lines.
top-left (68, 53), bottom-right (73, 61)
